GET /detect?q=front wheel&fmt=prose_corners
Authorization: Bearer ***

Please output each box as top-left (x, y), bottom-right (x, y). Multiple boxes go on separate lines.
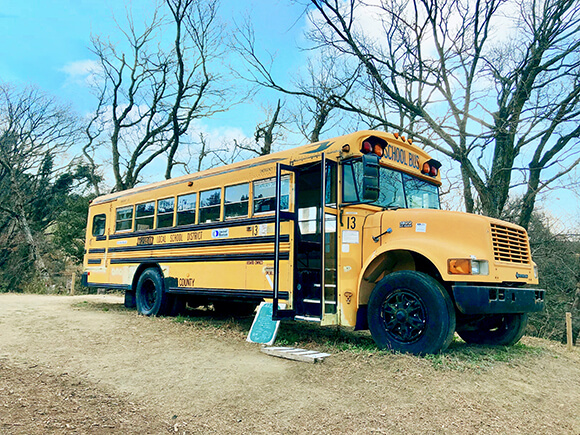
top-left (367, 271), bottom-right (456, 355)
top-left (456, 313), bottom-right (528, 346)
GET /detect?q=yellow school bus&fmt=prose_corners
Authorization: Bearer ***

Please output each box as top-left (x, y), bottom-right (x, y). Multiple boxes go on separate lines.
top-left (82, 130), bottom-right (544, 354)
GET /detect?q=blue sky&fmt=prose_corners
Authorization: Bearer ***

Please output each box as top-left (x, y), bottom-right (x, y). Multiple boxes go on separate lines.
top-left (0, 0), bottom-right (307, 132)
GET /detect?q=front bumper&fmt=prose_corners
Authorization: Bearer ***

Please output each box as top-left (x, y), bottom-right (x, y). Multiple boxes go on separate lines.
top-left (452, 285), bottom-right (545, 315)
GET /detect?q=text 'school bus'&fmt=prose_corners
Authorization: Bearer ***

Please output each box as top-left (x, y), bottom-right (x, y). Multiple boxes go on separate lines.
top-left (82, 130), bottom-right (545, 354)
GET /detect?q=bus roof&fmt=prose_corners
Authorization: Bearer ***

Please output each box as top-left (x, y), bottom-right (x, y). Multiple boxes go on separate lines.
top-left (91, 130), bottom-right (438, 205)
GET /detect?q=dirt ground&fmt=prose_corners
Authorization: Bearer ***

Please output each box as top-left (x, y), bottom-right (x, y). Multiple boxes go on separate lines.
top-left (1, 293), bottom-right (579, 434)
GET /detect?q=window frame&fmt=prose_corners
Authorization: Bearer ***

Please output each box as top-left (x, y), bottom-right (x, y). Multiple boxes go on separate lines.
top-left (176, 192), bottom-right (197, 227)
top-left (224, 182), bottom-right (250, 220)
top-left (115, 205), bottom-right (134, 233)
top-left (92, 213), bottom-right (106, 237)
top-left (135, 201), bottom-right (155, 231)
top-left (199, 188), bottom-right (222, 223)
top-left (156, 197), bottom-right (175, 229)
top-left (253, 175), bottom-right (290, 215)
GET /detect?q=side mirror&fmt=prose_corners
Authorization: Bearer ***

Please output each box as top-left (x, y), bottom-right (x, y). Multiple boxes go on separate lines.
top-left (362, 154), bottom-right (380, 201)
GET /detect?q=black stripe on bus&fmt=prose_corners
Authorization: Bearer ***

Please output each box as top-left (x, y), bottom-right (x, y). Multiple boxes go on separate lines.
top-left (109, 252), bottom-right (290, 265)
top-left (108, 215), bottom-right (290, 240)
top-left (87, 258), bottom-right (102, 265)
top-left (88, 248), bottom-right (106, 254)
top-left (81, 282), bottom-right (288, 301)
top-left (108, 234), bottom-right (290, 253)
top-left (166, 287), bottom-right (290, 300)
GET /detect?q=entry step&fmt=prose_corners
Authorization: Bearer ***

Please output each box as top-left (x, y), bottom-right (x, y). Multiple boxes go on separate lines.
top-left (261, 346), bottom-right (331, 363)
top-left (294, 315), bottom-right (321, 322)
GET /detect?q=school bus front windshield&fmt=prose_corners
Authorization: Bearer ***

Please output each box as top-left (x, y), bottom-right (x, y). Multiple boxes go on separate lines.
top-left (342, 158), bottom-right (440, 209)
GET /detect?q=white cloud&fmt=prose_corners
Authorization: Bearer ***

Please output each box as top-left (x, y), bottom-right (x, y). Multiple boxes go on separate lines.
top-left (60, 59), bottom-right (103, 87)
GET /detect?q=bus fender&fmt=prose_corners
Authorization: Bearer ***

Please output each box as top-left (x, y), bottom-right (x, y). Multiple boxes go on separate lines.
top-left (355, 245), bottom-right (441, 308)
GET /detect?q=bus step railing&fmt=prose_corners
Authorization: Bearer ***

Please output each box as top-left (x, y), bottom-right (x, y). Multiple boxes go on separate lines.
top-left (303, 298), bottom-right (321, 304)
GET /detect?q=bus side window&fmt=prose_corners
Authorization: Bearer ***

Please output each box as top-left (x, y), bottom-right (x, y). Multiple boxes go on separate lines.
top-left (157, 197), bottom-right (175, 228)
top-left (177, 193), bottom-right (197, 226)
top-left (253, 176), bottom-right (290, 214)
top-left (135, 201), bottom-right (155, 231)
top-left (115, 206), bottom-right (134, 232)
top-left (199, 188), bottom-right (221, 223)
top-left (224, 183), bottom-right (249, 219)
top-left (92, 214), bottom-right (106, 237)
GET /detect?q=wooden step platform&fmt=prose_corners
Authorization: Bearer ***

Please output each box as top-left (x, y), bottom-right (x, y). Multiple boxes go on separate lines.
top-left (261, 346), bottom-right (331, 363)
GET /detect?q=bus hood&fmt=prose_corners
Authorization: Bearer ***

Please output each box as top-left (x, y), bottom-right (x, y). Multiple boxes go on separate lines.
top-left (371, 208), bottom-right (537, 285)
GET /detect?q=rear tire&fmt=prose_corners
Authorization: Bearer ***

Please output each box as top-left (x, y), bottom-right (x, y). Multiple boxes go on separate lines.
top-left (456, 313), bottom-right (528, 346)
top-left (368, 271), bottom-right (455, 355)
top-left (135, 268), bottom-right (172, 316)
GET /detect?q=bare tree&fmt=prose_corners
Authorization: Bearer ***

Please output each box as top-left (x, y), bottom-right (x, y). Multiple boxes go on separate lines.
top-left (164, 0), bottom-right (229, 178)
top-left (87, 0), bottom-right (228, 191)
top-left (254, 99), bottom-right (283, 155)
top-left (307, 0), bottom-right (580, 227)
top-left (0, 84), bottom-right (81, 282)
top-left (231, 100), bottom-right (287, 157)
top-left (233, 19), bottom-right (361, 143)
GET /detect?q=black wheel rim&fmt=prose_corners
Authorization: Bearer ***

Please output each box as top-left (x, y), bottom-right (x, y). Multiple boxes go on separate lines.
top-left (142, 279), bottom-right (157, 311)
top-left (380, 290), bottom-right (427, 343)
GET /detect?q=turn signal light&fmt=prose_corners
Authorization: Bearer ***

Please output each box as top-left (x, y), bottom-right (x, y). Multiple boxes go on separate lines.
top-left (448, 259), bottom-right (471, 275)
top-left (448, 259), bottom-right (489, 275)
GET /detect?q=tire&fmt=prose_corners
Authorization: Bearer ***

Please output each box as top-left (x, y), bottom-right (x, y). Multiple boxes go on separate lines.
top-left (367, 271), bottom-right (456, 355)
top-left (456, 313), bottom-right (528, 346)
top-left (135, 268), bottom-right (172, 316)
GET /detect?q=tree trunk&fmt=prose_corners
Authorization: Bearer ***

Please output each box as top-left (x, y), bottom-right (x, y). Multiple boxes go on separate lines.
top-left (518, 165), bottom-right (541, 230)
top-left (460, 165), bottom-right (475, 214)
top-left (256, 100), bottom-right (282, 156)
top-left (16, 210), bottom-right (50, 284)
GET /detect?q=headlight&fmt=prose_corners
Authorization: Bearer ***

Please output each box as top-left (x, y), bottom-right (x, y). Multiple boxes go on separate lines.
top-left (448, 259), bottom-right (489, 275)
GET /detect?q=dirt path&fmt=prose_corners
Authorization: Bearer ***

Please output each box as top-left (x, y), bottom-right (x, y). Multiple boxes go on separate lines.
top-left (1, 293), bottom-right (579, 434)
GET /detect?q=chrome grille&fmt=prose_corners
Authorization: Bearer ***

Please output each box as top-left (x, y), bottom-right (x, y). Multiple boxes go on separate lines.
top-left (490, 223), bottom-right (531, 264)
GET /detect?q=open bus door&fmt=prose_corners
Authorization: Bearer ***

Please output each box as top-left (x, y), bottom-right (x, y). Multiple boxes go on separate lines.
top-left (273, 155), bottom-right (338, 325)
